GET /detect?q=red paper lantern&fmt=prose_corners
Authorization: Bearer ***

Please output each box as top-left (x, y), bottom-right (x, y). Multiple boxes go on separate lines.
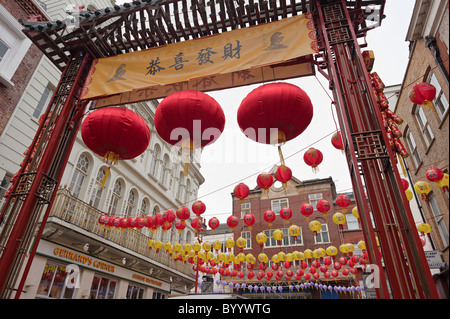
top-left (234, 183), bottom-right (250, 202)
top-left (81, 107), bottom-right (151, 165)
top-left (425, 167), bottom-right (444, 183)
top-left (237, 82), bottom-right (313, 166)
top-left (336, 194), bottom-right (351, 212)
top-left (174, 219), bottom-right (186, 233)
top-left (316, 199), bottom-right (331, 218)
top-left (227, 215), bottom-right (239, 231)
top-left (161, 221), bottom-right (172, 233)
top-left (192, 200), bottom-right (206, 217)
top-left (176, 206), bottom-right (190, 220)
top-left (243, 213), bottom-right (255, 230)
top-left (208, 217), bottom-right (220, 232)
top-left (331, 131), bottom-right (344, 151)
top-left (162, 210), bottom-right (176, 224)
top-left (274, 165), bottom-right (292, 191)
top-left (300, 202), bottom-right (314, 221)
top-left (154, 90), bottom-right (225, 175)
top-left (191, 217), bottom-right (203, 233)
top-left (98, 214), bottom-right (109, 227)
top-left (263, 210), bottom-right (276, 227)
top-left (401, 178), bottom-right (409, 191)
top-left (257, 172), bottom-right (274, 198)
top-left (154, 213), bottom-right (164, 229)
top-left (303, 147), bottom-right (323, 173)
top-left (279, 207), bottom-right (293, 224)
top-left (409, 82), bottom-right (436, 109)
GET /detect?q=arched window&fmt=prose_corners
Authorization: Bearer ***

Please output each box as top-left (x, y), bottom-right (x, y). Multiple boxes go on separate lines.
top-left (152, 204), bottom-right (160, 216)
top-left (108, 179), bottom-right (123, 215)
top-left (69, 154), bottom-right (89, 198)
top-left (89, 167), bottom-right (107, 209)
top-left (125, 189), bottom-right (136, 217)
top-left (149, 144), bottom-right (161, 178)
top-left (160, 154), bottom-right (170, 186)
top-left (138, 198), bottom-right (149, 217)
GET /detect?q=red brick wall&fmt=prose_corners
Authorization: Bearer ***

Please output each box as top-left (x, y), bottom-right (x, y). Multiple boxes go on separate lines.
top-left (0, 0), bottom-right (43, 135)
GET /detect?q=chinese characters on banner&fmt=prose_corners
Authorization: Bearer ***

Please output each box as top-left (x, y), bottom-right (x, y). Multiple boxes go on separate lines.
top-left (81, 13), bottom-right (318, 106)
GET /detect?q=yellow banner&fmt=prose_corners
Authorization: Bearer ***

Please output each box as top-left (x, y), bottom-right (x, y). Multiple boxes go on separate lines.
top-left (81, 13), bottom-right (318, 103)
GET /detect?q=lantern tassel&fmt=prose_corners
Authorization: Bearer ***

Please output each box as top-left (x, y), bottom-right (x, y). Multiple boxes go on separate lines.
top-left (278, 145), bottom-right (286, 168)
top-left (100, 167), bottom-right (110, 189)
top-left (184, 154), bottom-right (189, 177)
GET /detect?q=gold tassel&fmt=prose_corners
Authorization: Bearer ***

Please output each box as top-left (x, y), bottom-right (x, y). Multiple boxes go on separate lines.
top-left (100, 167), bottom-right (110, 189)
top-left (181, 139), bottom-right (194, 177)
top-left (278, 145), bottom-right (285, 168)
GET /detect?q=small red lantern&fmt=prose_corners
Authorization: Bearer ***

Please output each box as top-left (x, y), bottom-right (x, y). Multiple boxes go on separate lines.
top-left (300, 202), bottom-right (314, 221)
top-left (162, 210), bottom-right (176, 224)
top-left (425, 167), bottom-right (444, 185)
top-left (409, 82), bottom-right (436, 110)
top-left (208, 217), bottom-right (220, 233)
top-left (331, 131), bottom-right (344, 151)
top-left (176, 206), bottom-right (190, 220)
top-left (192, 200), bottom-right (206, 217)
top-left (81, 107), bottom-right (151, 165)
top-left (174, 219), bottom-right (186, 233)
top-left (234, 183), bottom-right (250, 203)
top-left (274, 165), bottom-right (292, 191)
top-left (98, 214), bottom-right (109, 227)
top-left (316, 199), bottom-right (331, 218)
top-left (336, 194), bottom-right (351, 212)
top-left (263, 209), bottom-right (276, 227)
top-left (227, 215), bottom-right (239, 231)
top-left (191, 217), bottom-right (203, 233)
top-left (279, 207), bottom-right (293, 224)
top-left (401, 178), bottom-right (409, 191)
top-left (257, 172), bottom-right (274, 198)
top-left (243, 213), bottom-right (255, 230)
top-left (154, 213), bottom-right (164, 229)
top-left (161, 221), bottom-right (172, 233)
top-left (303, 148), bottom-right (323, 173)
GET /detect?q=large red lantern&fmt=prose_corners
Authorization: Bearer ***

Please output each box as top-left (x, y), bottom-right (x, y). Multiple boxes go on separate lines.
top-left (336, 194), bottom-right (351, 212)
top-left (274, 165), bottom-right (292, 191)
top-left (300, 202), bottom-right (314, 221)
top-left (425, 167), bottom-right (444, 184)
top-left (208, 217), bottom-right (220, 233)
top-left (154, 90), bottom-right (225, 175)
top-left (81, 107), bottom-right (151, 165)
top-left (162, 210), bottom-right (176, 224)
top-left (316, 199), bottom-right (331, 218)
top-left (303, 148), bottom-right (323, 173)
top-left (174, 219), bottom-right (186, 233)
top-left (191, 217), bottom-right (203, 233)
top-left (243, 213), bottom-right (255, 230)
top-left (176, 206), bottom-right (190, 220)
top-left (227, 215), bottom-right (239, 231)
top-left (263, 210), bottom-right (276, 227)
top-left (234, 183), bottom-right (250, 203)
top-left (331, 131), bottom-right (344, 151)
top-left (409, 82), bottom-right (436, 109)
top-left (192, 200), bottom-right (206, 217)
top-left (257, 172), bottom-right (274, 198)
top-left (237, 82), bottom-right (313, 167)
top-left (279, 207), bottom-right (293, 224)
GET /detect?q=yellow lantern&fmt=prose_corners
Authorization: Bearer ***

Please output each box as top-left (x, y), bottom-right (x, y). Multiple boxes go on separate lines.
top-left (147, 239), bottom-right (154, 249)
top-left (256, 232), bottom-right (268, 247)
top-left (154, 240), bottom-right (163, 253)
top-left (206, 251), bottom-right (214, 261)
top-left (163, 241), bottom-right (172, 253)
top-left (304, 249), bottom-right (313, 261)
top-left (236, 252), bottom-right (246, 263)
top-left (192, 242), bottom-right (201, 252)
top-left (414, 180), bottom-right (432, 201)
top-left (436, 173), bottom-right (449, 193)
top-left (226, 252), bottom-right (235, 263)
top-left (173, 242), bottom-right (181, 252)
top-left (217, 252), bottom-right (226, 262)
top-left (225, 238), bottom-right (235, 251)
top-left (312, 249), bottom-right (321, 259)
top-left (213, 240), bottom-right (222, 252)
top-left (326, 246), bottom-right (338, 260)
top-left (346, 243), bottom-right (355, 255)
top-left (188, 249), bottom-right (196, 258)
top-left (236, 236), bottom-right (247, 251)
top-left (293, 251), bottom-right (305, 261)
top-left (184, 243), bottom-right (192, 252)
top-left (277, 251), bottom-right (286, 262)
top-left (258, 253), bottom-right (269, 264)
top-left (272, 229), bottom-right (284, 245)
top-left (202, 241), bottom-right (211, 252)
top-left (288, 224), bottom-right (301, 241)
top-left (332, 212), bottom-right (346, 230)
top-left (198, 250), bottom-right (206, 259)
top-left (351, 206), bottom-right (359, 218)
top-left (308, 220), bottom-right (322, 237)
top-left (339, 243), bottom-right (349, 255)
top-left (357, 240), bottom-right (366, 251)
top-left (286, 253), bottom-right (293, 262)
top-left (272, 254), bottom-right (280, 264)
top-left (172, 252), bottom-right (180, 260)
top-left (246, 253), bottom-right (256, 264)
top-left (417, 223), bottom-right (431, 235)
top-left (405, 189), bottom-right (414, 201)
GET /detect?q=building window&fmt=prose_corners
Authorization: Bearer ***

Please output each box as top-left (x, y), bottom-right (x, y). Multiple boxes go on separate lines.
top-left (241, 202), bottom-right (251, 218)
top-left (36, 263), bottom-right (75, 299)
top-left (125, 190), bottom-right (136, 217)
top-left (271, 198), bottom-right (288, 215)
top-left (89, 275), bottom-right (117, 299)
top-left (160, 154), bottom-right (170, 186)
top-left (428, 73), bottom-right (449, 120)
top-left (346, 213), bottom-right (359, 230)
top-left (315, 223), bottom-right (330, 244)
top-left (241, 231), bottom-right (252, 249)
top-left (138, 198), bottom-right (148, 217)
top-left (404, 128), bottom-right (422, 168)
top-left (309, 193), bottom-right (323, 210)
top-left (176, 172), bottom-right (184, 201)
top-left (108, 180), bottom-right (123, 215)
top-left (414, 106), bottom-right (434, 148)
top-left (149, 144), bottom-right (161, 178)
top-left (33, 85), bottom-right (54, 119)
top-left (428, 193), bottom-right (449, 247)
top-left (89, 167), bottom-right (106, 209)
top-left (69, 154), bottom-right (89, 198)
top-left (0, 39), bottom-right (8, 63)
top-left (126, 284), bottom-right (145, 299)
